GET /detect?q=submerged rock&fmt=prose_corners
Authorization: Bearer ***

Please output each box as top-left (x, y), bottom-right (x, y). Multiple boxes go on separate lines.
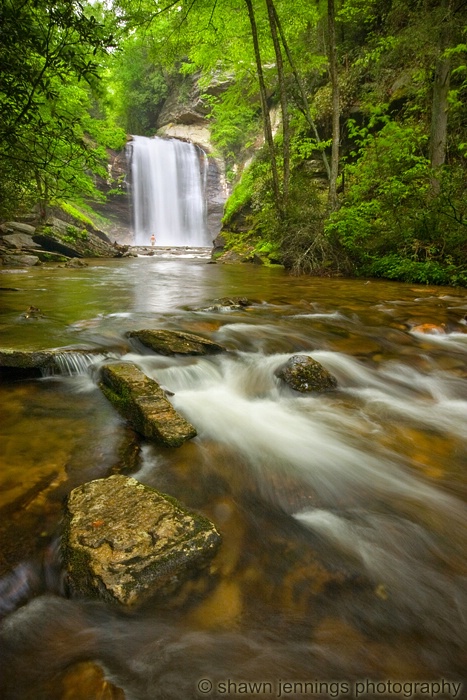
top-left (99, 361), bottom-right (197, 446)
top-left (411, 323), bottom-right (446, 335)
top-left (276, 355), bottom-right (338, 393)
top-left (64, 258), bottom-right (89, 268)
top-left (126, 329), bottom-right (226, 356)
top-left (199, 296), bottom-right (254, 312)
top-left (21, 305), bottom-right (45, 319)
top-left (62, 475), bottom-right (222, 607)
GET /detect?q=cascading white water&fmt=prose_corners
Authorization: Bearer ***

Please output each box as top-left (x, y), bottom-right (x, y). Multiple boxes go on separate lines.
top-left (128, 135), bottom-right (210, 247)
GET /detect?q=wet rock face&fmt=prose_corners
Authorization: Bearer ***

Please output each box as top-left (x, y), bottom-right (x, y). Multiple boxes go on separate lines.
top-left (0, 348), bottom-right (104, 379)
top-left (0, 349), bottom-right (56, 374)
top-left (126, 329), bottom-right (226, 356)
top-left (62, 475), bottom-right (222, 607)
top-left (99, 361), bottom-right (197, 446)
top-left (276, 355), bottom-right (338, 393)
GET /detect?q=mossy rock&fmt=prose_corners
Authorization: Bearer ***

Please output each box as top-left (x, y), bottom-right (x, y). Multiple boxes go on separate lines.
top-left (62, 475), bottom-right (222, 607)
top-left (0, 348), bottom-right (104, 378)
top-left (126, 329), bottom-right (226, 356)
top-left (33, 217), bottom-right (118, 258)
top-left (99, 361), bottom-right (197, 446)
top-left (0, 349), bottom-right (55, 371)
top-left (275, 355), bottom-right (338, 393)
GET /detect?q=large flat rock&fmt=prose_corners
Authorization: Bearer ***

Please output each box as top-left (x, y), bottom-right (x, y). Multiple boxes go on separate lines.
top-left (0, 349), bottom-right (57, 371)
top-left (126, 329), bottom-right (226, 356)
top-left (99, 361), bottom-right (197, 446)
top-left (62, 475), bottom-right (221, 607)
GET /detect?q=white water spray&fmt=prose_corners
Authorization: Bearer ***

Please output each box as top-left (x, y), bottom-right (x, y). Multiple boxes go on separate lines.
top-left (128, 135), bottom-right (210, 247)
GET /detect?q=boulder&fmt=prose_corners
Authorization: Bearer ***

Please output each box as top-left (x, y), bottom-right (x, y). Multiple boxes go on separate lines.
top-left (64, 258), bottom-right (89, 268)
top-left (1, 221), bottom-right (36, 235)
top-left (1, 232), bottom-right (36, 249)
top-left (99, 361), bottom-right (197, 446)
top-left (1, 254), bottom-right (40, 267)
top-left (62, 474), bottom-right (222, 607)
top-left (126, 329), bottom-right (226, 356)
top-left (275, 355), bottom-right (338, 393)
top-left (33, 217), bottom-right (118, 258)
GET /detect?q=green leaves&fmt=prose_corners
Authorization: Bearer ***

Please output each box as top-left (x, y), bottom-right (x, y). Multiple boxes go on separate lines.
top-left (325, 120), bottom-right (467, 285)
top-left (0, 0), bottom-right (116, 217)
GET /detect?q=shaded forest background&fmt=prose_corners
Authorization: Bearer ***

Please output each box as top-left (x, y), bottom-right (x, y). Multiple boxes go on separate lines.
top-left (1, 0), bottom-right (466, 285)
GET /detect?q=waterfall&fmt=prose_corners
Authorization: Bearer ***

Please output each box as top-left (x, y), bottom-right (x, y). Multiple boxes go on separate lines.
top-left (128, 135), bottom-right (210, 248)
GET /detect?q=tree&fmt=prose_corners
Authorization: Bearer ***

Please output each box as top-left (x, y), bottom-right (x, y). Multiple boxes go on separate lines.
top-left (0, 0), bottom-right (117, 218)
top-left (107, 36), bottom-right (169, 135)
top-left (327, 0), bottom-right (340, 211)
top-left (244, 0), bottom-right (283, 216)
top-left (265, 0), bottom-right (290, 203)
top-left (429, 0), bottom-right (454, 194)
top-left (271, 2), bottom-right (331, 181)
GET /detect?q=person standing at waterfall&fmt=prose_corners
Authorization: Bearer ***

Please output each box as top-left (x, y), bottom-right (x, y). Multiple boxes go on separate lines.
top-left (150, 234), bottom-right (156, 246)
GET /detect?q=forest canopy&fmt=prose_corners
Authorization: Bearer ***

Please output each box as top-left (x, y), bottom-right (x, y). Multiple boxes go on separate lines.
top-left (0, 0), bottom-right (466, 285)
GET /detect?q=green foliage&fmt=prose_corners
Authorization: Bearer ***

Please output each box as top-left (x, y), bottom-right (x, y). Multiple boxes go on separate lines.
top-left (0, 0), bottom-right (118, 219)
top-left (278, 170), bottom-right (345, 276)
top-left (367, 255), bottom-right (467, 286)
top-left (326, 120), bottom-right (467, 285)
top-left (83, 116), bottom-right (127, 151)
top-left (222, 167), bottom-right (255, 226)
top-left (106, 36), bottom-right (170, 135)
top-left (204, 85), bottom-right (260, 164)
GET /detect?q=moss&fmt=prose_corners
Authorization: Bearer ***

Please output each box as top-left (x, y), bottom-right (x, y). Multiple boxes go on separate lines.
top-left (59, 201), bottom-right (97, 229)
top-left (98, 366), bottom-right (196, 447)
top-left (99, 381), bottom-right (135, 419)
top-left (37, 252), bottom-right (69, 262)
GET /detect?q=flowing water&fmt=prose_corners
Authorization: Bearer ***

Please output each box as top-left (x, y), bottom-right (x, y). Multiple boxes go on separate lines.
top-left (128, 136), bottom-right (209, 248)
top-left (0, 257), bottom-right (466, 700)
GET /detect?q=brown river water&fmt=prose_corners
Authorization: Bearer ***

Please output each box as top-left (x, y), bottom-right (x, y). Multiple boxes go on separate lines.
top-left (0, 254), bottom-right (466, 700)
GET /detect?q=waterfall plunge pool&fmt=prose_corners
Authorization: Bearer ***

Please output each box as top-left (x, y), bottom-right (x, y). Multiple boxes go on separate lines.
top-left (0, 257), bottom-right (466, 699)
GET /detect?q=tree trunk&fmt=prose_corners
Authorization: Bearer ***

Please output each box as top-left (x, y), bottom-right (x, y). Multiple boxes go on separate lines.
top-left (429, 0), bottom-right (452, 173)
top-left (327, 0), bottom-right (340, 211)
top-left (35, 172), bottom-right (48, 221)
top-left (265, 0), bottom-right (290, 203)
top-left (271, 2), bottom-right (331, 181)
top-left (244, 0), bottom-right (283, 217)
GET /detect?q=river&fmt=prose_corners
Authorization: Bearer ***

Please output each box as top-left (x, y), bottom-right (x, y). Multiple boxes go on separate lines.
top-left (0, 255), bottom-right (466, 700)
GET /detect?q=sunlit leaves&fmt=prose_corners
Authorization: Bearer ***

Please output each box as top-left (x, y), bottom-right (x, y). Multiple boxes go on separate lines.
top-left (0, 0), bottom-right (117, 216)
